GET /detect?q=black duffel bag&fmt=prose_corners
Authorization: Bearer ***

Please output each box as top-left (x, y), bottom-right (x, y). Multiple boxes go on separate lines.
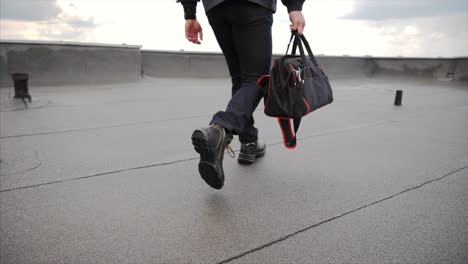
top-left (257, 31), bottom-right (333, 149)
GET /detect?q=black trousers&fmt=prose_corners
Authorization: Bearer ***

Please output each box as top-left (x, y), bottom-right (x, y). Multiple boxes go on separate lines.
top-left (207, 0), bottom-right (273, 143)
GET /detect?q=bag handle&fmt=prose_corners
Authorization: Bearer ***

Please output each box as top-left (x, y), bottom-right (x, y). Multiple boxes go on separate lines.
top-left (287, 31), bottom-right (320, 67)
top-left (299, 34), bottom-right (319, 67)
top-left (285, 32), bottom-right (295, 54)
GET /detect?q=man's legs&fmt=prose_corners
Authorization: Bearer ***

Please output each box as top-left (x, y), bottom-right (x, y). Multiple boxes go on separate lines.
top-left (207, 1), bottom-right (273, 144)
top-left (191, 2), bottom-right (273, 189)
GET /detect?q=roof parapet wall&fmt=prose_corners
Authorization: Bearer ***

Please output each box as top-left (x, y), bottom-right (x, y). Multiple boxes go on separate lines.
top-left (142, 50), bottom-right (468, 82)
top-left (0, 41), bottom-right (142, 87)
top-left (1, 41), bottom-right (466, 87)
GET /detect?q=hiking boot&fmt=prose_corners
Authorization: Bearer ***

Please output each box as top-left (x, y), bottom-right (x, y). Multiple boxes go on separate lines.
top-left (191, 124), bottom-right (233, 189)
top-left (238, 141), bottom-right (266, 165)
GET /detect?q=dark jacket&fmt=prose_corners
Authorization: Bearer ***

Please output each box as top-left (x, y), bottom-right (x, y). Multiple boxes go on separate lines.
top-left (178, 0), bottom-right (304, 19)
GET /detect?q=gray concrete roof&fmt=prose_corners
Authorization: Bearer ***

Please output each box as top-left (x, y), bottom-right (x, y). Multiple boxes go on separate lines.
top-left (1, 75), bottom-right (468, 263)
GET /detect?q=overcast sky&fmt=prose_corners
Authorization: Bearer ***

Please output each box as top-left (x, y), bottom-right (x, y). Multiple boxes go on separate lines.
top-left (0, 0), bottom-right (467, 57)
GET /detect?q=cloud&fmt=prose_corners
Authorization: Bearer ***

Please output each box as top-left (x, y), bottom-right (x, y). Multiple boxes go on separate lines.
top-left (0, 0), bottom-right (97, 41)
top-left (344, 0), bottom-right (467, 20)
top-left (1, 0), bottom-right (465, 57)
top-left (358, 13), bottom-right (468, 57)
top-left (334, 0), bottom-right (468, 57)
top-left (0, 0), bottom-right (62, 21)
top-left (64, 17), bottom-right (95, 28)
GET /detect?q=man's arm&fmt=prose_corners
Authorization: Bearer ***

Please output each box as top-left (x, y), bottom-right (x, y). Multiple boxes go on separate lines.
top-left (281, 0), bottom-right (305, 13)
top-left (176, 0), bottom-right (199, 20)
top-left (176, 0), bottom-right (203, 44)
top-left (281, 0), bottom-right (306, 34)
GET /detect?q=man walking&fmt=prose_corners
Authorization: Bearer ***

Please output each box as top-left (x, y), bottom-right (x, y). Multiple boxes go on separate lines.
top-left (178, 0), bottom-right (306, 189)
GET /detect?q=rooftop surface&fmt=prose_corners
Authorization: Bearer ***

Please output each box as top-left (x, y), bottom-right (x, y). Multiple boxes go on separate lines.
top-left (1, 74), bottom-right (468, 263)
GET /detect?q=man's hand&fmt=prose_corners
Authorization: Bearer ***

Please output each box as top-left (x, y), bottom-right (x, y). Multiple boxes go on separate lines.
top-left (185, 19), bottom-right (203, 44)
top-left (289, 11), bottom-right (305, 34)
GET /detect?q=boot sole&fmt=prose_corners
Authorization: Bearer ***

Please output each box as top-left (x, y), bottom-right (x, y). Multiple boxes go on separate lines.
top-left (191, 129), bottom-right (223, 189)
top-left (238, 149), bottom-right (266, 165)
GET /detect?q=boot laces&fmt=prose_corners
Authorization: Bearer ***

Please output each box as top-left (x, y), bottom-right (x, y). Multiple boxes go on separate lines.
top-left (210, 124), bottom-right (235, 158)
top-left (226, 144), bottom-right (236, 158)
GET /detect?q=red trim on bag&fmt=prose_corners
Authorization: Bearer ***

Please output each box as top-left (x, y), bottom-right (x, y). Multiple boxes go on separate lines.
top-left (303, 97), bottom-right (311, 114)
top-left (263, 76), bottom-right (272, 114)
top-left (257, 74), bottom-right (270, 88)
top-left (278, 118), bottom-right (297, 150)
